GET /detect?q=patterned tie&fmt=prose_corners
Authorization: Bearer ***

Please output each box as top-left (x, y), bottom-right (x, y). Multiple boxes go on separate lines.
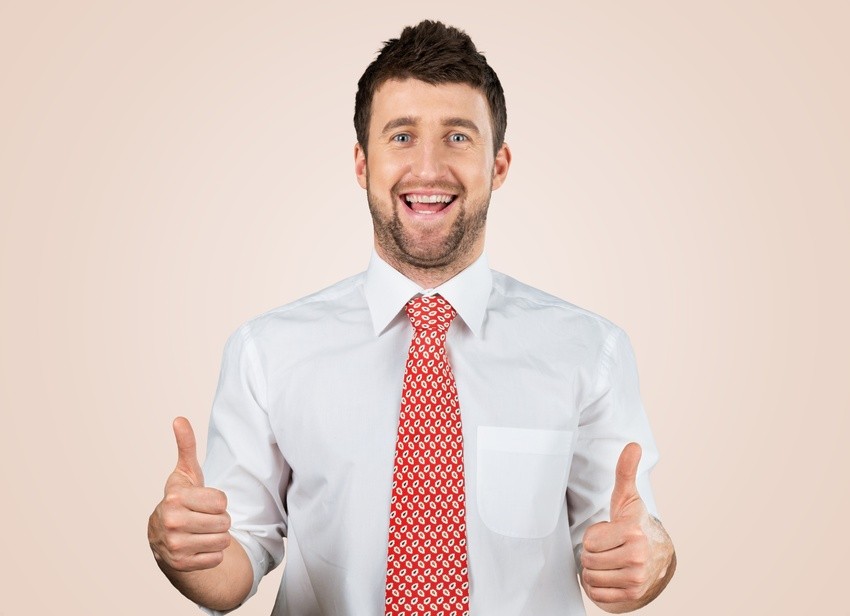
top-left (384, 294), bottom-right (470, 616)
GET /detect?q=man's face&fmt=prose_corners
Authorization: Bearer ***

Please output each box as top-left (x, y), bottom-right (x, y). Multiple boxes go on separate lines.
top-left (355, 79), bottom-right (510, 274)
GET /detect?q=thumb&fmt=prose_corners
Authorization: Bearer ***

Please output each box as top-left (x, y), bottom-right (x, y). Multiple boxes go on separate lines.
top-left (610, 442), bottom-right (641, 518)
top-left (172, 416), bottom-right (204, 486)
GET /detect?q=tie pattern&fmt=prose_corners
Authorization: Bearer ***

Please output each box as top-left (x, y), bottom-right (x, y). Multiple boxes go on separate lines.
top-left (384, 294), bottom-right (470, 616)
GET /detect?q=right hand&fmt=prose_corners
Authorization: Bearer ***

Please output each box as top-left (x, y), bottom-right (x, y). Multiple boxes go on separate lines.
top-left (148, 417), bottom-right (231, 572)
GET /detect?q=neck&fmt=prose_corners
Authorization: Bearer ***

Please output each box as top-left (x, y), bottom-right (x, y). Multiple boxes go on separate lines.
top-left (375, 245), bottom-right (482, 289)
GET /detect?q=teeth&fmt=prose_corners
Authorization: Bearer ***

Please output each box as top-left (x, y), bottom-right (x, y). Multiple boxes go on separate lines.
top-left (404, 194), bottom-right (455, 204)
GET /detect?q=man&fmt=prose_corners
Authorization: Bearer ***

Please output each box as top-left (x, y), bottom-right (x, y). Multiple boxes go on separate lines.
top-left (148, 20), bottom-right (676, 615)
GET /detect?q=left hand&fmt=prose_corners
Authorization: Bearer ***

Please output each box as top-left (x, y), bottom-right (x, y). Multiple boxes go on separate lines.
top-left (580, 442), bottom-right (674, 612)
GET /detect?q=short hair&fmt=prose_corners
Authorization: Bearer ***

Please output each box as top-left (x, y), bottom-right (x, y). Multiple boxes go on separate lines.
top-left (354, 20), bottom-right (507, 157)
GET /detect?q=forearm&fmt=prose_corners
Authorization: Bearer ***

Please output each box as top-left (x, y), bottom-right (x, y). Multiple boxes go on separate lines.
top-left (156, 539), bottom-right (254, 611)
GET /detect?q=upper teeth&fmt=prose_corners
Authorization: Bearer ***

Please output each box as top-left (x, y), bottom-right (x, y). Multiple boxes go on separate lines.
top-left (405, 194), bottom-right (454, 203)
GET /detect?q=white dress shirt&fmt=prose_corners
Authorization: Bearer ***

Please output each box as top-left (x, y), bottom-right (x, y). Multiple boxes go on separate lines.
top-left (202, 252), bottom-right (660, 616)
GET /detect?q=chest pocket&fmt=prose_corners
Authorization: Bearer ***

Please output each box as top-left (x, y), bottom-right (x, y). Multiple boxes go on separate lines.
top-left (476, 426), bottom-right (574, 539)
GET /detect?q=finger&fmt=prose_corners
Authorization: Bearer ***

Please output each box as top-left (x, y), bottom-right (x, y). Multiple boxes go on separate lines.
top-left (610, 442), bottom-right (641, 517)
top-left (173, 416), bottom-right (204, 485)
top-left (162, 486), bottom-right (227, 515)
top-left (581, 567), bottom-right (647, 589)
top-left (159, 532), bottom-right (232, 570)
top-left (177, 510), bottom-right (231, 535)
top-left (166, 531), bottom-right (232, 556)
top-left (178, 486), bottom-right (228, 515)
top-left (582, 520), bottom-right (630, 553)
top-left (166, 549), bottom-right (227, 573)
top-left (581, 534), bottom-right (649, 571)
top-left (582, 584), bottom-right (639, 606)
top-left (157, 502), bottom-right (231, 534)
top-left (181, 550), bottom-right (228, 572)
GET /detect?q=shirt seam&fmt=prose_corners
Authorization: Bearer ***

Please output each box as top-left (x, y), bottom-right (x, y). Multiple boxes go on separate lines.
top-left (236, 322), bottom-right (270, 415)
top-left (578, 327), bottom-right (623, 424)
top-left (245, 274), bottom-right (366, 324)
top-left (490, 272), bottom-right (616, 328)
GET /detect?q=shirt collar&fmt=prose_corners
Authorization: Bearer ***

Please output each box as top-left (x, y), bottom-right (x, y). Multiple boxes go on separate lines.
top-left (363, 250), bottom-right (493, 338)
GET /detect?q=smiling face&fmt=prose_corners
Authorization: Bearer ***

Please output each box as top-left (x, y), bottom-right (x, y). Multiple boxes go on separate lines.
top-left (355, 78), bottom-right (511, 286)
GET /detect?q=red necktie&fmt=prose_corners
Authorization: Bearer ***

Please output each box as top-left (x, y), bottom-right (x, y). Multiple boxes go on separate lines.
top-left (384, 294), bottom-right (470, 615)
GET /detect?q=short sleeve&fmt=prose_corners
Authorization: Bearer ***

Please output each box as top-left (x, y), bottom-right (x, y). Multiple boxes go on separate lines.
top-left (199, 323), bottom-right (290, 614)
top-left (567, 328), bottom-right (660, 567)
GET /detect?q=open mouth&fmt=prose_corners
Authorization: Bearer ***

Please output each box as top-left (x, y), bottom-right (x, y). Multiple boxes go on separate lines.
top-left (400, 193), bottom-right (457, 215)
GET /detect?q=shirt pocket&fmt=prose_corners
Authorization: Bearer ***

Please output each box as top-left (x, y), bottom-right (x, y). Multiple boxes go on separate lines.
top-left (476, 426), bottom-right (575, 539)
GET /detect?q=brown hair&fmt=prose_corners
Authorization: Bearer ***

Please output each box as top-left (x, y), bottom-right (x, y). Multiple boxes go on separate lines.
top-left (354, 20), bottom-right (507, 157)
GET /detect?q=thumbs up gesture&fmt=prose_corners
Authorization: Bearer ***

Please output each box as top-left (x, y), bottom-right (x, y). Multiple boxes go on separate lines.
top-left (579, 443), bottom-right (675, 611)
top-left (148, 417), bottom-right (232, 573)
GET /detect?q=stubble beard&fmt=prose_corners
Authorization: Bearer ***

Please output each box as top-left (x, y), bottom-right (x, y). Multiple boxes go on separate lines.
top-left (367, 179), bottom-right (491, 276)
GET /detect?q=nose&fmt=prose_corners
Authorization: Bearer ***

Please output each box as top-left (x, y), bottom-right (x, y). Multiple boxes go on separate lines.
top-left (409, 141), bottom-right (447, 182)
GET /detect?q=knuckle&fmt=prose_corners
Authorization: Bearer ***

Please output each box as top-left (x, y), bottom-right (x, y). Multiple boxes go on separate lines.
top-left (163, 492), bottom-right (183, 509)
top-left (582, 570), bottom-right (599, 588)
top-left (163, 536), bottom-right (183, 554)
top-left (624, 586), bottom-right (643, 601)
top-left (209, 490), bottom-right (227, 512)
top-left (628, 571), bottom-right (649, 587)
top-left (161, 514), bottom-right (182, 532)
top-left (621, 548), bottom-right (637, 563)
top-left (170, 556), bottom-right (192, 572)
top-left (629, 546), bottom-right (650, 567)
top-left (583, 536), bottom-right (599, 552)
top-left (214, 534), bottom-right (231, 551)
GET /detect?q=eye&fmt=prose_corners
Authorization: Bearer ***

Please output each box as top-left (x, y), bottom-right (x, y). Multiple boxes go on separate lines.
top-left (449, 133), bottom-right (468, 143)
top-left (392, 133), bottom-right (411, 143)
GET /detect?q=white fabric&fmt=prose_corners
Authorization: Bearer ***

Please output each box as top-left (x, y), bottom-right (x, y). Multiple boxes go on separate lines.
top-left (201, 251), bottom-right (660, 616)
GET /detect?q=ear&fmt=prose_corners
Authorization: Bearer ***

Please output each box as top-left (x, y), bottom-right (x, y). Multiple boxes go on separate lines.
top-left (491, 142), bottom-right (512, 190)
top-left (354, 142), bottom-right (368, 189)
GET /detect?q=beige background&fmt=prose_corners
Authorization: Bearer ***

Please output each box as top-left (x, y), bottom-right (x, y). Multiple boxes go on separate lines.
top-left (1, 1), bottom-right (848, 614)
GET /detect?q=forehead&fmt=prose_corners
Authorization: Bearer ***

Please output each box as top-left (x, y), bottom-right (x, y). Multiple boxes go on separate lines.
top-left (370, 78), bottom-right (492, 132)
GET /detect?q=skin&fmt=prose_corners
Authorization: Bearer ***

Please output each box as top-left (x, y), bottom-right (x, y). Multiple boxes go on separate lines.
top-left (149, 77), bottom-right (675, 613)
top-left (355, 79), bottom-right (676, 612)
top-left (355, 78), bottom-right (511, 289)
top-left (579, 443), bottom-right (677, 612)
top-left (147, 417), bottom-right (252, 611)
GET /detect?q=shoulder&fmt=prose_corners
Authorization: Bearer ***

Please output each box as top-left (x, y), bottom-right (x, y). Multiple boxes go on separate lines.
top-left (490, 270), bottom-right (623, 337)
top-left (486, 271), bottom-right (636, 384)
top-left (233, 272), bottom-right (368, 343)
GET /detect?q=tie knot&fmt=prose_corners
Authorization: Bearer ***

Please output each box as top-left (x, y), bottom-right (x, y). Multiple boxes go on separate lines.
top-left (405, 294), bottom-right (457, 332)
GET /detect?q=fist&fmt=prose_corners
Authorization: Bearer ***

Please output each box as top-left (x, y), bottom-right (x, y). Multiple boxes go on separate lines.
top-left (580, 443), bottom-right (672, 610)
top-left (148, 417), bottom-right (232, 572)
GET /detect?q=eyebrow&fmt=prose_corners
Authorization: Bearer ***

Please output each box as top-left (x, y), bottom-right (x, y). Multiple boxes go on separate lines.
top-left (381, 116), bottom-right (417, 135)
top-left (380, 116), bottom-right (482, 136)
top-left (442, 117), bottom-right (481, 135)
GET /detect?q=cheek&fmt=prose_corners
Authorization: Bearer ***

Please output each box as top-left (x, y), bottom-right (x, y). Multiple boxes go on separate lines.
top-left (369, 159), bottom-right (403, 187)
top-left (463, 167), bottom-right (494, 191)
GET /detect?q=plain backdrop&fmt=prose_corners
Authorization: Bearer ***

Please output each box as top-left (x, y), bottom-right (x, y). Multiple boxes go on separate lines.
top-left (1, 1), bottom-right (848, 614)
